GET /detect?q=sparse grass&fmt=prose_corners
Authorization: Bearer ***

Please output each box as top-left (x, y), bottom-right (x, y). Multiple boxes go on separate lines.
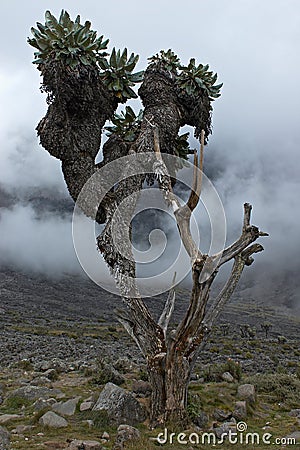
top-left (244, 372), bottom-right (300, 409)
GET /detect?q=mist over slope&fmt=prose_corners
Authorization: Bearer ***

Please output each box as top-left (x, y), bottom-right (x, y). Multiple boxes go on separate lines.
top-left (0, 0), bottom-right (299, 311)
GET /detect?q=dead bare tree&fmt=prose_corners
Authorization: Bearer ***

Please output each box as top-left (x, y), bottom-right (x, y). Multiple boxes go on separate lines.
top-left (28, 10), bottom-right (268, 426)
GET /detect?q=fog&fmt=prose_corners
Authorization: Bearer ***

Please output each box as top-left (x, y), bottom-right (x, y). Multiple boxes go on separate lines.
top-left (0, 1), bottom-right (299, 307)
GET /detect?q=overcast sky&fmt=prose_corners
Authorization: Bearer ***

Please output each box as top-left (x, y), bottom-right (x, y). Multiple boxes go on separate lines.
top-left (0, 0), bottom-right (299, 301)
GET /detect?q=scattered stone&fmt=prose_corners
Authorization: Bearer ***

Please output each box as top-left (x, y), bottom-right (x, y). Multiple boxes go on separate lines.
top-left (33, 398), bottom-right (56, 411)
top-left (233, 401), bottom-right (247, 420)
top-left (113, 424), bottom-right (141, 450)
top-left (80, 401), bottom-right (94, 411)
top-left (193, 411), bottom-right (208, 429)
top-left (52, 397), bottom-right (80, 416)
top-left (213, 421), bottom-right (236, 439)
top-left (98, 364), bottom-right (125, 386)
top-left (0, 414), bottom-right (22, 425)
top-left (113, 357), bottom-right (136, 374)
top-left (131, 380), bottom-right (152, 397)
top-left (43, 369), bottom-right (58, 381)
top-left (68, 440), bottom-right (103, 449)
top-left (213, 409), bottom-right (232, 422)
top-left (30, 376), bottom-right (52, 387)
top-left (102, 431), bottom-right (110, 440)
top-left (93, 382), bottom-right (147, 425)
top-left (289, 409), bottom-right (300, 418)
top-left (39, 411), bottom-right (68, 428)
top-left (8, 386), bottom-right (64, 401)
top-left (237, 384), bottom-right (256, 404)
top-left (0, 426), bottom-right (10, 450)
top-left (283, 431), bottom-right (300, 442)
top-left (13, 425), bottom-right (34, 434)
top-left (222, 372), bottom-right (234, 383)
top-left (83, 420), bottom-right (94, 428)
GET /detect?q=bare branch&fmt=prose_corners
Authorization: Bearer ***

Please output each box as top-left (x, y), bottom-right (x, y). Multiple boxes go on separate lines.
top-left (243, 202), bottom-right (252, 231)
top-left (158, 272), bottom-right (177, 337)
top-left (213, 203), bottom-right (268, 267)
top-left (186, 130), bottom-right (205, 212)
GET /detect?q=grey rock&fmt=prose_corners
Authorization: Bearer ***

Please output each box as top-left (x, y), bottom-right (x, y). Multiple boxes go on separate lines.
top-left (102, 431), bottom-right (110, 440)
top-left (237, 384), bottom-right (256, 404)
top-left (13, 425), bottom-right (34, 434)
top-left (213, 421), bottom-right (236, 440)
top-left (80, 401), bottom-right (94, 412)
top-left (33, 398), bottom-right (56, 411)
top-left (8, 386), bottom-right (64, 401)
top-left (113, 357), bottom-right (136, 374)
top-left (283, 431), bottom-right (300, 442)
top-left (233, 401), bottom-right (247, 420)
top-left (0, 426), bottom-right (10, 450)
top-left (131, 380), bottom-right (152, 397)
top-left (98, 364), bottom-right (125, 386)
top-left (222, 372), bottom-right (234, 383)
top-left (113, 424), bottom-right (140, 450)
top-left (193, 411), bottom-right (209, 429)
top-left (30, 376), bottom-right (52, 387)
top-left (52, 397), bottom-right (80, 416)
top-left (213, 409), bottom-right (232, 422)
top-left (68, 440), bottom-right (103, 449)
top-left (43, 369), bottom-right (58, 381)
top-left (39, 411), bottom-right (68, 428)
top-left (289, 409), bottom-right (300, 418)
top-left (0, 415), bottom-right (21, 425)
top-left (93, 382), bottom-right (147, 425)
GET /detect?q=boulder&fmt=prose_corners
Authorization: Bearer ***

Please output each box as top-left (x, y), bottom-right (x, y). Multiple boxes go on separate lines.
top-left (193, 411), bottom-right (209, 429)
top-left (233, 401), bottom-right (247, 420)
top-left (30, 376), bottom-right (52, 387)
top-left (97, 364), bottom-right (125, 386)
top-left (213, 409), bottom-right (232, 422)
top-left (93, 383), bottom-right (147, 425)
top-left (8, 386), bottom-right (63, 401)
top-left (213, 421), bottom-right (236, 440)
top-left (52, 397), bottom-right (80, 416)
top-left (222, 372), bottom-right (234, 383)
top-left (237, 384), bottom-right (256, 404)
top-left (39, 411), bottom-right (68, 428)
top-left (33, 398), bottom-right (56, 411)
top-left (0, 415), bottom-right (22, 425)
top-left (113, 424), bottom-right (140, 450)
top-left (0, 426), bottom-right (10, 450)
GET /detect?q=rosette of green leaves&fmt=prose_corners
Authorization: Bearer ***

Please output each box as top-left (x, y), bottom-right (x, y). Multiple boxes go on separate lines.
top-left (105, 106), bottom-right (143, 142)
top-left (177, 58), bottom-right (223, 100)
top-left (99, 48), bottom-right (144, 103)
top-left (174, 132), bottom-right (192, 170)
top-left (148, 49), bottom-right (180, 73)
top-left (28, 10), bottom-right (109, 67)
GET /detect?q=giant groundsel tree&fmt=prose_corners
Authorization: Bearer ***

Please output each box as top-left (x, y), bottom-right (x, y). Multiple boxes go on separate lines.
top-left (28, 10), bottom-right (268, 426)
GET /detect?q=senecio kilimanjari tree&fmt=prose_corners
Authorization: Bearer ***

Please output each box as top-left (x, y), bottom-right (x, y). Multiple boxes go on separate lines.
top-left (28, 10), bottom-right (268, 426)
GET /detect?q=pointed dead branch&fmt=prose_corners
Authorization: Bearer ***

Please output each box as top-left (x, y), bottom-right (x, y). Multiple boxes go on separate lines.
top-left (216, 203), bottom-right (269, 266)
top-left (158, 272), bottom-right (177, 337)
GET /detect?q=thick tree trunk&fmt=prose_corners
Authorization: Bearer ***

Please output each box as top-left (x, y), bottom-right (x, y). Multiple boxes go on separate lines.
top-left (148, 351), bottom-right (190, 427)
